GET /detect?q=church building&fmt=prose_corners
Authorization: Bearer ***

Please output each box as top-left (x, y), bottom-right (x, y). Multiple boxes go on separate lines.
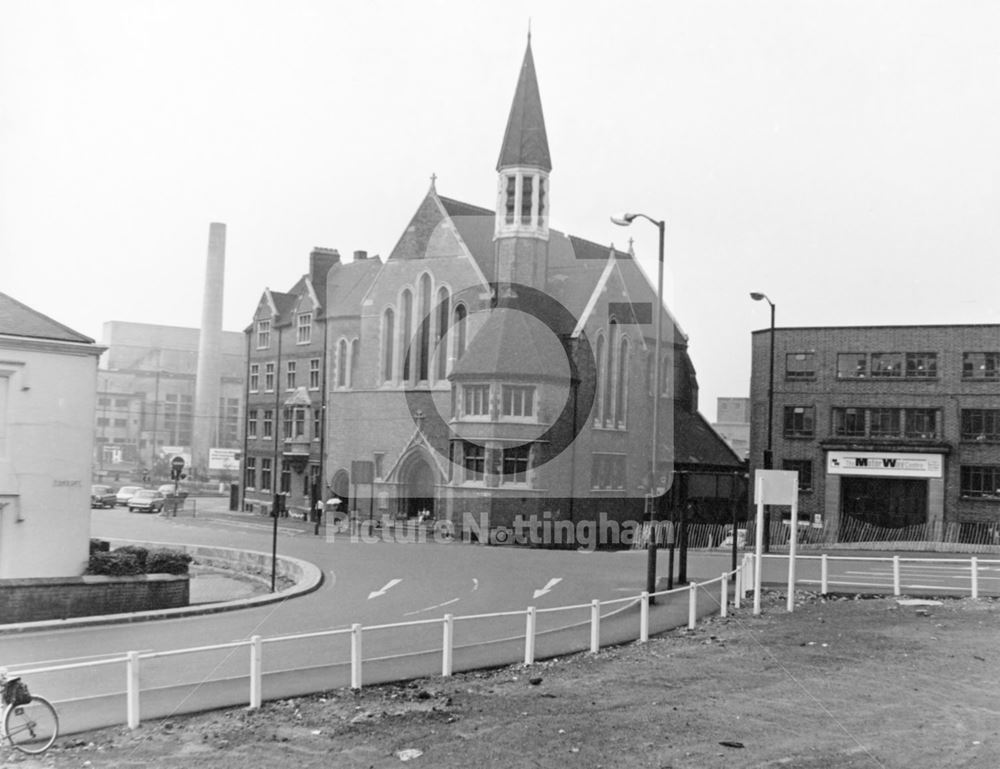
top-left (244, 38), bottom-right (744, 544)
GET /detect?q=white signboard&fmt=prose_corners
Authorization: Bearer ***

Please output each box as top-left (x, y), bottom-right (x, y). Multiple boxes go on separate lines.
top-left (826, 451), bottom-right (942, 478)
top-left (209, 448), bottom-right (242, 471)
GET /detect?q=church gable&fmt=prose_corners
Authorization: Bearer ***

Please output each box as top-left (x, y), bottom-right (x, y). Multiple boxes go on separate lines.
top-left (388, 190), bottom-right (468, 262)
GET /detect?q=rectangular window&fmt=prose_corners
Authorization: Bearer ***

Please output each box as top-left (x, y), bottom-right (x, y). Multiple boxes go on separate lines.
top-left (309, 358), bottom-right (320, 390)
top-left (282, 407), bottom-right (293, 439)
top-left (904, 408), bottom-right (938, 439)
top-left (505, 175), bottom-right (516, 225)
top-left (520, 175), bottom-right (533, 225)
top-left (961, 409), bottom-right (1000, 442)
top-left (264, 363), bottom-right (275, 392)
top-left (114, 398), bottom-right (129, 407)
top-left (261, 458), bottom-right (272, 490)
top-left (782, 459), bottom-right (813, 492)
top-left (869, 408), bottom-right (901, 437)
top-left (502, 445), bottom-right (531, 483)
top-left (963, 352), bottom-right (1000, 380)
top-left (293, 406), bottom-right (306, 438)
top-left (960, 465), bottom-right (1000, 498)
top-left (463, 384), bottom-right (490, 417)
top-left (286, 360), bottom-right (296, 390)
top-left (297, 313), bottom-right (312, 344)
top-left (783, 406), bottom-right (814, 438)
top-left (256, 319), bottom-right (271, 349)
top-left (247, 410), bottom-right (258, 438)
top-left (870, 353), bottom-right (903, 378)
top-left (97, 417), bottom-right (110, 426)
top-left (590, 454), bottom-right (626, 490)
top-left (905, 352), bottom-right (937, 379)
top-left (837, 353), bottom-right (866, 379)
top-left (113, 419), bottom-right (127, 427)
top-left (501, 385), bottom-right (534, 418)
top-left (463, 441), bottom-right (485, 481)
top-left (374, 452), bottom-right (385, 480)
top-left (98, 397), bottom-right (110, 406)
top-left (785, 352), bottom-right (816, 380)
top-left (245, 457), bottom-right (256, 489)
top-left (280, 461), bottom-right (291, 493)
top-left (263, 410), bottom-right (273, 439)
top-left (832, 408), bottom-right (865, 437)
top-left (249, 364), bottom-right (260, 393)
top-left (313, 408), bottom-right (321, 440)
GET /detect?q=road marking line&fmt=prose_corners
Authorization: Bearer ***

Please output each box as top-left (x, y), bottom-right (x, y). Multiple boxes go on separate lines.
top-left (368, 578), bottom-right (403, 599)
top-left (403, 597), bottom-right (460, 617)
top-left (533, 577), bottom-right (562, 599)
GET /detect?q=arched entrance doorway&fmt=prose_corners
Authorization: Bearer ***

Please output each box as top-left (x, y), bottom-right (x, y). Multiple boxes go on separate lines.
top-left (399, 453), bottom-right (437, 518)
top-left (331, 469), bottom-right (351, 514)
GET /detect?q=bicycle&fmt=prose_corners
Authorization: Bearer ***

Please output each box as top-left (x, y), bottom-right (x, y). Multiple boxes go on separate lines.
top-left (0, 669), bottom-right (59, 755)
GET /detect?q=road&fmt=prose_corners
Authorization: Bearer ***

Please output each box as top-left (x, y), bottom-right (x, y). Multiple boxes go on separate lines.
top-left (2, 501), bottom-right (996, 734)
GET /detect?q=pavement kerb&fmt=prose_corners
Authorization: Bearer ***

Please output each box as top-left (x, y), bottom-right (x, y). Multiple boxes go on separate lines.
top-left (0, 541), bottom-right (325, 635)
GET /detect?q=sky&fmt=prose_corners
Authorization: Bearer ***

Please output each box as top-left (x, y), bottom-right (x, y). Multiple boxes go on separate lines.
top-left (3, 1), bottom-right (999, 422)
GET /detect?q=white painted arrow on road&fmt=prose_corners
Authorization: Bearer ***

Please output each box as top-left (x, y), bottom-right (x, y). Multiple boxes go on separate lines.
top-left (533, 577), bottom-right (562, 599)
top-left (368, 578), bottom-right (403, 599)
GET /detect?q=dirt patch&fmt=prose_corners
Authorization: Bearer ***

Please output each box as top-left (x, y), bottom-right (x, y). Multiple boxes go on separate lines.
top-left (13, 591), bottom-right (1000, 768)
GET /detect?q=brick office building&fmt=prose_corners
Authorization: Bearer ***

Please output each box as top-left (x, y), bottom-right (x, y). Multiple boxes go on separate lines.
top-left (749, 324), bottom-right (1000, 541)
top-left (242, 248), bottom-right (382, 517)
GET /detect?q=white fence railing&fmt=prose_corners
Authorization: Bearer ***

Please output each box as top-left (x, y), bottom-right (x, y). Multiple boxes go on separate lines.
top-left (10, 565), bottom-right (746, 733)
top-left (13, 551), bottom-right (996, 734)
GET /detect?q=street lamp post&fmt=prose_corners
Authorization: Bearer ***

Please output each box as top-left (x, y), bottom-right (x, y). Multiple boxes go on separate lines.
top-left (612, 212), bottom-right (665, 599)
top-left (750, 292), bottom-right (775, 553)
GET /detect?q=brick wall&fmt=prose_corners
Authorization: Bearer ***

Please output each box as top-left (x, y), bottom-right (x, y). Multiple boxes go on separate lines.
top-left (0, 574), bottom-right (189, 624)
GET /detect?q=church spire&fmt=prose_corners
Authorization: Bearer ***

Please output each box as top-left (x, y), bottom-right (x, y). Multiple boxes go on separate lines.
top-left (496, 35), bottom-right (551, 173)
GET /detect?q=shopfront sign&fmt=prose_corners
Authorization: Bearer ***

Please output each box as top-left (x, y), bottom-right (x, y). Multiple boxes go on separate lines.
top-left (826, 451), bottom-right (942, 478)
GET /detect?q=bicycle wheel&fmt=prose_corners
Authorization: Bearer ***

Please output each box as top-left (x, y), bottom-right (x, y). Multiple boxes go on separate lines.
top-left (4, 695), bottom-right (59, 755)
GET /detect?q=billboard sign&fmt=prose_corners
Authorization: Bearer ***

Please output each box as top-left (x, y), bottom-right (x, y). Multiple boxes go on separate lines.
top-left (209, 448), bottom-right (242, 471)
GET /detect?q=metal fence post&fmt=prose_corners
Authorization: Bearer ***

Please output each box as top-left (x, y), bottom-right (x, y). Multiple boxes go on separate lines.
top-left (971, 557), bottom-right (979, 599)
top-left (639, 591), bottom-right (650, 642)
top-left (893, 556), bottom-right (901, 596)
top-left (249, 635), bottom-right (262, 709)
top-left (821, 554), bottom-right (828, 595)
top-left (688, 582), bottom-right (697, 630)
top-left (442, 614), bottom-right (454, 677)
top-left (126, 651), bottom-right (141, 729)
top-left (524, 607), bottom-right (536, 665)
top-left (350, 623), bottom-right (363, 690)
top-left (734, 561), bottom-right (742, 609)
top-left (590, 600), bottom-right (601, 654)
top-left (720, 573), bottom-right (728, 618)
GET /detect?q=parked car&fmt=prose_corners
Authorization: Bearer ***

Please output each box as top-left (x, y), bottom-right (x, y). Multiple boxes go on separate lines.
top-left (90, 484), bottom-right (117, 509)
top-left (157, 483), bottom-right (181, 496)
top-left (116, 485), bottom-right (144, 506)
top-left (128, 489), bottom-right (166, 513)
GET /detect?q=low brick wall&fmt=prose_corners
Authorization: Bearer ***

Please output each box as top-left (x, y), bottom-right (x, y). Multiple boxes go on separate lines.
top-left (0, 574), bottom-right (190, 623)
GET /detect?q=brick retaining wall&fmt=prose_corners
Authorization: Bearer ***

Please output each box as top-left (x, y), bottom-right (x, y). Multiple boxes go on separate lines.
top-left (0, 574), bottom-right (189, 623)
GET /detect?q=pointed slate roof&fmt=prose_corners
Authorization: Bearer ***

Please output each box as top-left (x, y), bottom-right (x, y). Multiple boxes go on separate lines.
top-left (496, 37), bottom-right (551, 172)
top-left (0, 292), bottom-right (94, 344)
top-left (450, 307), bottom-right (570, 383)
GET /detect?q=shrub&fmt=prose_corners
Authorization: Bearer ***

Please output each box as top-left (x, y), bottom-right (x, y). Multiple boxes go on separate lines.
top-left (146, 549), bottom-right (193, 575)
top-left (114, 545), bottom-right (149, 570)
top-left (89, 538), bottom-right (110, 554)
top-left (87, 551), bottom-right (143, 577)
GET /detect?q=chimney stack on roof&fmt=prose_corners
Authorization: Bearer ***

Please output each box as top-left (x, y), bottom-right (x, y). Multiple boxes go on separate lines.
top-left (309, 247), bottom-right (341, 284)
top-left (353, 250), bottom-right (368, 261)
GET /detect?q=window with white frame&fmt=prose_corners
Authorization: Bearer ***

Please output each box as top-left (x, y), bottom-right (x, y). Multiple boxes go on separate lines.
top-left (256, 319), bottom-right (271, 349)
top-left (249, 363), bottom-right (259, 392)
top-left (463, 441), bottom-right (485, 481)
top-left (382, 308), bottom-right (395, 382)
top-left (501, 444), bottom-right (531, 483)
top-left (245, 457), bottom-right (256, 489)
top-left (297, 312), bottom-right (312, 344)
top-left (264, 363), bottom-right (275, 392)
top-left (286, 360), bottom-right (296, 390)
top-left (261, 458), bottom-right (272, 490)
top-left (247, 410), bottom-right (258, 438)
top-left (309, 358), bottom-right (320, 390)
top-left (501, 385), bottom-right (534, 418)
top-left (263, 410), bottom-right (273, 438)
top-left (337, 339), bottom-right (348, 388)
top-left (463, 384), bottom-right (491, 418)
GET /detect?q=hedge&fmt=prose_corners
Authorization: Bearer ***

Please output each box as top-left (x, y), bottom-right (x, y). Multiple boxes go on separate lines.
top-left (87, 546), bottom-right (192, 577)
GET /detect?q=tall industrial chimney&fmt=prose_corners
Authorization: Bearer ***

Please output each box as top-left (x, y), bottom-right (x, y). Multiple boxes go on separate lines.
top-left (192, 222), bottom-right (226, 478)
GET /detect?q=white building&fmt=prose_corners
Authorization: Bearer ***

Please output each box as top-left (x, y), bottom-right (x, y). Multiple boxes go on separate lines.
top-left (0, 292), bottom-right (103, 578)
